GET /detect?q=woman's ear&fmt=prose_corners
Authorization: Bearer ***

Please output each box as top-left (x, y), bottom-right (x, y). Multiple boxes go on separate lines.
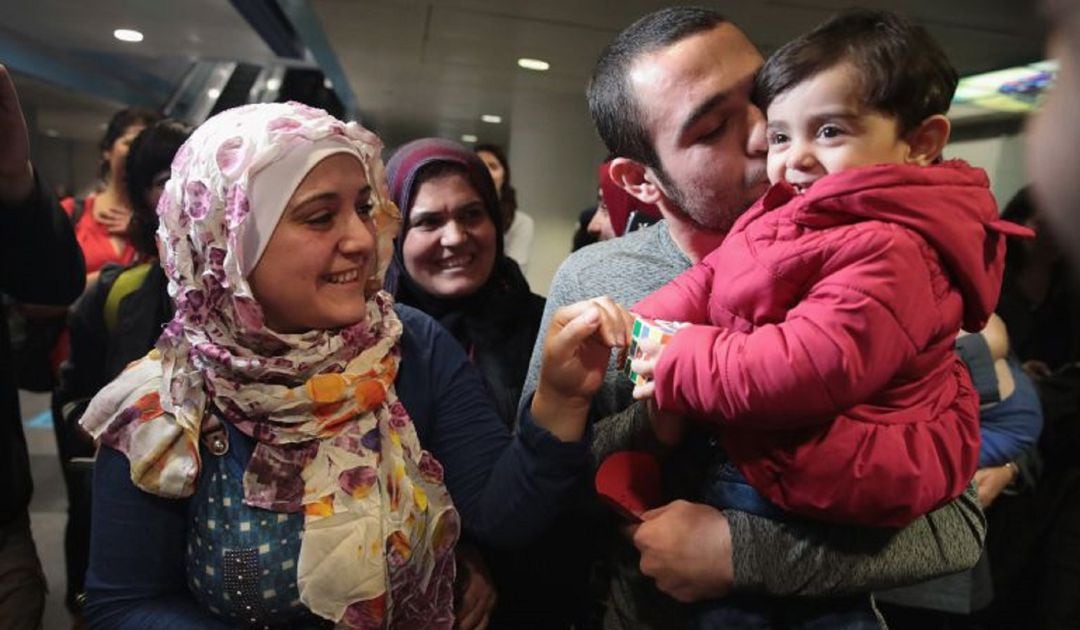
top-left (609, 158), bottom-right (663, 204)
top-left (905, 115), bottom-right (952, 166)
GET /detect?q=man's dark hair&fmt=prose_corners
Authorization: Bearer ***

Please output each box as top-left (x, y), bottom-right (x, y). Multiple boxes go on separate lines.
top-left (98, 107), bottom-right (162, 179)
top-left (587, 6), bottom-right (728, 169)
top-left (124, 120), bottom-right (191, 258)
top-left (754, 9), bottom-right (958, 134)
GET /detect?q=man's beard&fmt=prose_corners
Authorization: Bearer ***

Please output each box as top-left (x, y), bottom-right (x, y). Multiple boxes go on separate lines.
top-left (653, 166), bottom-right (752, 233)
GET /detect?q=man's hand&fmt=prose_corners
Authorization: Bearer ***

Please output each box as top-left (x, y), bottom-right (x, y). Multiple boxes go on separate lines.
top-left (629, 500), bottom-right (734, 602)
top-left (532, 297), bottom-right (633, 441)
top-left (0, 64), bottom-right (33, 206)
top-left (974, 463), bottom-right (1018, 508)
top-left (454, 544), bottom-right (497, 630)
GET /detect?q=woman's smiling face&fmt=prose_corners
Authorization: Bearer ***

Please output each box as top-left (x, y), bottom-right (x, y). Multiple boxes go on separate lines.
top-left (248, 153), bottom-right (377, 333)
top-left (401, 171), bottom-right (497, 299)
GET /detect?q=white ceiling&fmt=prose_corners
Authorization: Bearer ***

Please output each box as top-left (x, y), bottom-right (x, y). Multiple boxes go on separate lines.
top-left (1, 0), bottom-right (1048, 148)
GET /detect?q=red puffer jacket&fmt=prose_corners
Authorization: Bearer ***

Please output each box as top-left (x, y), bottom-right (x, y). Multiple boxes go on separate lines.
top-left (635, 161), bottom-right (1032, 527)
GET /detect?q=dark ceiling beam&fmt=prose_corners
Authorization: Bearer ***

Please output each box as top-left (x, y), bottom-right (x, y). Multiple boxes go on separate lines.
top-left (229, 0), bottom-right (305, 59)
top-left (0, 26), bottom-right (166, 108)
top-left (276, 0), bottom-right (359, 122)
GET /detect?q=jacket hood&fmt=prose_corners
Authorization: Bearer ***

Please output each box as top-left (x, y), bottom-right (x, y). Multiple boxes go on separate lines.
top-left (763, 161), bottom-right (1034, 330)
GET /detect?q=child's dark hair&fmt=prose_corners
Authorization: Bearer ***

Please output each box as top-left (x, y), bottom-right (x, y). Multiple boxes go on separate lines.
top-left (753, 9), bottom-right (958, 134)
top-left (124, 120), bottom-right (192, 258)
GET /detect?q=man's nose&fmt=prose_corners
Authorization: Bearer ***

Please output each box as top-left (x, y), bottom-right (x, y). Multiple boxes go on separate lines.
top-left (746, 105), bottom-right (767, 156)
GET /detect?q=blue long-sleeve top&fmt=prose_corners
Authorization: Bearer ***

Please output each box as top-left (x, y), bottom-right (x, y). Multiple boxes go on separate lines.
top-left (977, 357), bottom-right (1042, 468)
top-left (83, 304), bottom-right (588, 629)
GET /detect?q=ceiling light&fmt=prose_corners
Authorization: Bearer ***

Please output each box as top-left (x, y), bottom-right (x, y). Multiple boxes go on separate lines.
top-left (461, 134), bottom-right (478, 143)
top-left (207, 88), bottom-right (221, 99)
top-left (44, 129), bottom-right (59, 138)
top-left (518, 58), bottom-right (550, 71)
top-left (481, 114), bottom-right (502, 124)
top-left (113, 29), bottom-right (144, 43)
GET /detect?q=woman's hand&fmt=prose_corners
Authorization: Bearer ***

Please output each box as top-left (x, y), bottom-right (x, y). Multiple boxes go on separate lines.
top-left (454, 544), bottom-right (496, 630)
top-left (94, 204), bottom-right (132, 235)
top-left (531, 297), bottom-right (633, 441)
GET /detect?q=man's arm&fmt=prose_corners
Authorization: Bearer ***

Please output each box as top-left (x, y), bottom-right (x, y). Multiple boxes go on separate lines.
top-left (629, 472), bottom-right (984, 603)
top-left (727, 484), bottom-right (985, 596)
top-left (0, 63), bottom-right (85, 303)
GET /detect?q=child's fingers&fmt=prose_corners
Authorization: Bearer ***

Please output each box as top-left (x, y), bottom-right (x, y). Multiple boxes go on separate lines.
top-left (633, 380), bottom-right (656, 400)
top-left (635, 335), bottom-right (660, 357)
top-left (630, 356), bottom-right (657, 376)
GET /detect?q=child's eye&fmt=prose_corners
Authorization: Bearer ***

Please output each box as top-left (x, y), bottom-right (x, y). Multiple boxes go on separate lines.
top-left (818, 125), bottom-right (844, 139)
top-left (355, 201), bottom-right (374, 217)
top-left (768, 132), bottom-right (789, 146)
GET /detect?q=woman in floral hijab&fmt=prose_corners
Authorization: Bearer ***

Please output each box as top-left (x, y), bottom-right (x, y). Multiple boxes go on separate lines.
top-left (79, 102), bottom-right (626, 629)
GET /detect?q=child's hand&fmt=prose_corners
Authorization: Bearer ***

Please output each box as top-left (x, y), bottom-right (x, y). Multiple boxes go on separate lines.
top-left (630, 337), bottom-right (665, 400)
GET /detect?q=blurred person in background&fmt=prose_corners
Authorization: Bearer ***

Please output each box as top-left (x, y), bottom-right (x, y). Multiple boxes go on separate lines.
top-left (63, 107), bottom-right (161, 284)
top-left (475, 143), bottom-right (535, 272)
top-left (997, 4), bottom-right (1080, 623)
top-left (12, 107), bottom-right (161, 394)
top-left (51, 119), bottom-right (191, 618)
top-left (571, 205), bottom-right (599, 252)
top-left (586, 186), bottom-right (615, 242)
top-left (995, 187), bottom-right (1080, 377)
top-left (0, 63), bottom-right (85, 630)
top-left (595, 159), bottom-right (660, 240)
top-left (1029, 0), bottom-right (1080, 263)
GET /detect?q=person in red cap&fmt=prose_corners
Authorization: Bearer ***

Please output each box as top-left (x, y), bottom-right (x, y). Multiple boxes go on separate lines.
top-left (595, 160), bottom-right (661, 240)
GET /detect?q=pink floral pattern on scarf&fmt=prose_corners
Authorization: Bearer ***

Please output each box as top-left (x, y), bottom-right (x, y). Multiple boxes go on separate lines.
top-left (80, 102), bottom-right (457, 628)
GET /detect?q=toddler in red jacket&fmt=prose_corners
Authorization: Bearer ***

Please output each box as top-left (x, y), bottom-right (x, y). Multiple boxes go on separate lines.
top-left (630, 9), bottom-right (1032, 527)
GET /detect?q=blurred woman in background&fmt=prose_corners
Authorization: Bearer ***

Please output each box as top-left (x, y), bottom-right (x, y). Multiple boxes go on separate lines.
top-left (475, 143), bottom-right (535, 272)
top-left (63, 107), bottom-right (161, 284)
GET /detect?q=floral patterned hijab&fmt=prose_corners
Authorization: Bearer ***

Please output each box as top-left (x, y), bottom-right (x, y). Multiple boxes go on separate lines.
top-left (81, 102), bottom-right (459, 628)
